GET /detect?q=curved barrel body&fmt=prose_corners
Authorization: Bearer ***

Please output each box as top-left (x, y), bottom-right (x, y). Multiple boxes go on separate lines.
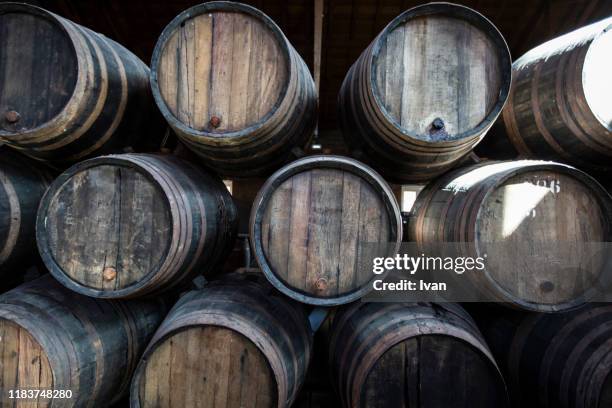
top-left (338, 3), bottom-right (511, 182)
top-left (150, 1), bottom-right (317, 177)
top-left (408, 160), bottom-right (612, 311)
top-left (0, 275), bottom-right (167, 407)
top-left (0, 3), bottom-right (159, 164)
top-left (37, 153), bottom-right (237, 298)
top-left (250, 155), bottom-right (402, 305)
top-left (130, 274), bottom-right (312, 408)
top-left (329, 301), bottom-right (509, 407)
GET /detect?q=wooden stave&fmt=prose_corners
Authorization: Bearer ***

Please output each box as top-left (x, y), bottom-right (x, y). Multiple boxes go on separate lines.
top-left (338, 2), bottom-right (511, 183)
top-left (499, 18), bottom-right (612, 169)
top-left (0, 3), bottom-right (158, 164)
top-left (36, 153), bottom-right (237, 298)
top-left (408, 160), bottom-right (612, 312)
top-left (130, 276), bottom-right (313, 408)
top-left (0, 275), bottom-right (168, 407)
top-left (482, 304), bottom-right (612, 408)
top-left (0, 149), bottom-right (51, 272)
top-left (150, 1), bottom-right (317, 178)
top-left (328, 301), bottom-right (508, 408)
top-left (249, 155), bottom-right (403, 306)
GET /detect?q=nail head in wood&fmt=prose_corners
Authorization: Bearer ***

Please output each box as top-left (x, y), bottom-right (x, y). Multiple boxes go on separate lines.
top-left (4, 110), bottom-right (20, 123)
top-left (314, 278), bottom-right (328, 291)
top-left (103, 267), bottom-right (117, 281)
top-left (432, 118), bottom-right (445, 130)
top-left (209, 116), bottom-right (221, 128)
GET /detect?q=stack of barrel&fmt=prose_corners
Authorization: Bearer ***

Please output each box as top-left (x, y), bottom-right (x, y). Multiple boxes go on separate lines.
top-left (0, 0), bottom-right (610, 407)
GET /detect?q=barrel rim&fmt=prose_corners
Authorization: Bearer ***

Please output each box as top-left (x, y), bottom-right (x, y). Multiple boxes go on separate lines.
top-left (0, 309), bottom-right (57, 390)
top-left (368, 2), bottom-right (512, 143)
top-left (473, 161), bottom-right (612, 312)
top-left (36, 154), bottom-right (176, 298)
top-left (249, 155), bottom-right (403, 306)
top-left (130, 321), bottom-right (281, 408)
top-left (150, 1), bottom-right (293, 140)
top-left (0, 2), bottom-right (83, 140)
top-left (329, 303), bottom-right (508, 407)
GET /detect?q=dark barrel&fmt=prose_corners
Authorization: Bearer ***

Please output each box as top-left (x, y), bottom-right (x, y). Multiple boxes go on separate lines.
top-left (36, 153), bottom-right (237, 298)
top-left (483, 17), bottom-right (612, 170)
top-left (478, 304), bottom-right (612, 408)
top-left (0, 275), bottom-right (167, 407)
top-left (130, 274), bottom-right (312, 408)
top-left (0, 3), bottom-right (160, 164)
top-left (408, 160), bottom-right (612, 312)
top-left (150, 1), bottom-right (317, 177)
top-left (250, 155), bottom-right (402, 306)
top-left (338, 2), bottom-right (511, 183)
top-left (328, 302), bottom-right (509, 407)
top-left (0, 148), bottom-right (51, 273)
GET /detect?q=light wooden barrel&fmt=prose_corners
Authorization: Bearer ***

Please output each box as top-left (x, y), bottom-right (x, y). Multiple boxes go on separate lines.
top-left (150, 1), bottom-right (318, 177)
top-left (494, 17), bottom-right (612, 169)
top-left (408, 160), bottom-right (612, 311)
top-left (0, 275), bottom-right (167, 407)
top-left (0, 3), bottom-right (159, 164)
top-left (480, 304), bottom-right (612, 408)
top-left (0, 149), bottom-right (51, 273)
top-left (328, 302), bottom-right (508, 408)
top-left (130, 274), bottom-right (312, 408)
top-left (250, 155), bottom-right (402, 305)
top-left (338, 2), bottom-right (511, 183)
top-left (36, 153), bottom-right (237, 298)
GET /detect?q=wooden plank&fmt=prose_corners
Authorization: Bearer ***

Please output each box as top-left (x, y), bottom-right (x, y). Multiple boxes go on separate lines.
top-left (337, 172), bottom-right (361, 293)
top-left (305, 169), bottom-right (343, 296)
top-left (286, 171), bottom-right (313, 289)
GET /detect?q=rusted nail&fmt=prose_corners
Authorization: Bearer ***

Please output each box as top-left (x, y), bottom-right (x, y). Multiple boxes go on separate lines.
top-left (540, 280), bottom-right (554, 293)
top-left (314, 278), bottom-right (328, 291)
top-left (5, 110), bottom-right (20, 124)
top-left (103, 266), bottom-right (117, 281)
top-left (431, 117), bottom-right (444, 130)
top-left (209, 116), bottom-right (221, 128)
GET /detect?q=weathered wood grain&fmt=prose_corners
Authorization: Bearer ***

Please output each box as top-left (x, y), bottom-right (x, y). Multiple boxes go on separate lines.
top-left (151, 2), bottom-right (317, 177)
top-left (479, 303), bottom-right (612, 408)
top-left (37, 153), bottom-right (237, 298)
top-left (0, 149), bottom-right (50, 277)
top-left (328, 302), bottom-right (509, 408)
top-left (0, 3), bottom-right (161, 164)
top-left (250, 156), bottom-right (402, 306)
top-left (130, 274), bottom-right (312, 408)
top-left (408, 160), bottom-right (612, 311)
top-left (338, 3), bottom-right (511, 182)
top-left (0, 275), bottom-right (167, 408)
top-left (488, 17), bottom-right (612, 170)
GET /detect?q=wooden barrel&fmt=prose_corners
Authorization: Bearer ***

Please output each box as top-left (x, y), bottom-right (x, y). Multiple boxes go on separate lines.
top-left (150, 1), bottom-right (318, 177)
top-left (479, 304), bottom-right (612, 408)
top-left (0, 148), bottom-right (51, 273)
top-left (408, 160), bottom-right (612, 311)
top-left (0, 3), bottom-right (159, 164)
top-left (250, 155), bottom-right (402, 305)
top-left (328, 301), bottom-right (509, 408)
top-left (338, 3), bottom-right (511, 183)
top-left (0, 275), bottom-right (167, 407)
top-left (488, 17), bottom-right (612, 170)
top-left (130, 274), bottom-right (312, 408)
top-left (36, 153), bottom-right (237, 298)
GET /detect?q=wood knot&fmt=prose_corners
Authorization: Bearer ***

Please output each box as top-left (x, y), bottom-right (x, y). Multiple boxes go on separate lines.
top-left (103, 267), bottom-right (117, 281)
top-left (4, 110), bottom-right (20, 123)
top-left (314, 278), bottom-right (328, 291)
top-left (209, 115), bottom-right (221, 128)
